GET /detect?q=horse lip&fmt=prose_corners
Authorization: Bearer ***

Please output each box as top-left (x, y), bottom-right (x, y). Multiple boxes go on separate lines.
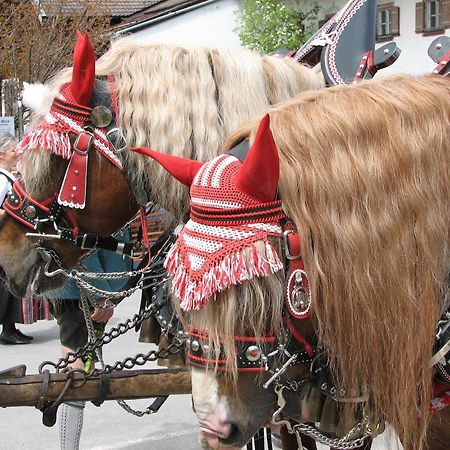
top-left (199, 426), bottom-right (229, 440)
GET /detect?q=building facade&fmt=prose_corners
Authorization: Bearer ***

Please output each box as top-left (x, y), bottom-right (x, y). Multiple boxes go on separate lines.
top-left (315, 0), bottom-right (450, 74)
top-left (117, 0), bottom-right (242, 48)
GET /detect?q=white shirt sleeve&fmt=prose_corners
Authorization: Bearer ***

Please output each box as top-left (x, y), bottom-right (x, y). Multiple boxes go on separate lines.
top-left (0, 169), bottom-right (14, 206)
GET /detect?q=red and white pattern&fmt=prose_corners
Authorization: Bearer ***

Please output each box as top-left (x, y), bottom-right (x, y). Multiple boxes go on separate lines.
top-left (16, 85), bottom-right (122, 170)
top-left (165, 154), bottom-right (284, 310)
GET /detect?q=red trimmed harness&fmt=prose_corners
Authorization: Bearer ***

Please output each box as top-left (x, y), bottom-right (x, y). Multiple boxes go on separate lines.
top-left (185, 225), bottom-right (316, 372)
top-left (2, 78), bottom-right (143, 257)
top-left (185, 139), bottom-right (316, 372)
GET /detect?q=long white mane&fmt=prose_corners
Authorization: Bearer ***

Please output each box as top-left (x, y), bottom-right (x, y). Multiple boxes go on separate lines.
top-left (20, 39), bottom-right (323, 220)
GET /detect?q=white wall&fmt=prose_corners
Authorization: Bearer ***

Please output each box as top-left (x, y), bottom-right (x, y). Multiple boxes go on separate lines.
top-left (123, 0), bottom-right (449, 75)
top-left (125, 0), bottom-right (242, 48)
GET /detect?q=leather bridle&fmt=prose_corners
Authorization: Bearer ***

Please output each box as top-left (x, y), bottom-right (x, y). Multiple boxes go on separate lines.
top-left (1, 78), bottom-right (135, 260)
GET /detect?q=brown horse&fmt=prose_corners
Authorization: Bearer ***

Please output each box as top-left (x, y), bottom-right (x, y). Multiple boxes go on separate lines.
top-left (136, 75), bottom-right (450, 450)
top-left (0, 33), bottom-right (322, 297)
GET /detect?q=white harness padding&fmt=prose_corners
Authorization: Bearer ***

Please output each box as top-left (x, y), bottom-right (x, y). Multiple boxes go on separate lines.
top-left (0, 169), bottom-right (15, 207)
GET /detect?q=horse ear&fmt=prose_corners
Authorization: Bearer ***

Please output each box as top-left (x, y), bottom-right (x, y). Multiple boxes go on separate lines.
top-left (234, 114), bottom-right (279, 202)
top-left (69, 30), bottom-right (96, 106)
top-left (131, 147), bottom-right (203, 187)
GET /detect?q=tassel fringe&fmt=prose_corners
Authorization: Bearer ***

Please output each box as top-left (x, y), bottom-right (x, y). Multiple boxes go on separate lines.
top-left (17, 129), bottom-right (73, 159)
top-left (165, 241), bottom-right (283, 311)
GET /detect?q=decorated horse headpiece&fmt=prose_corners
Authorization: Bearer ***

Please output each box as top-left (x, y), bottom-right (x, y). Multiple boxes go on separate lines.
top-left (133, 115), bottom-right (286, 310)
top-left (1, 31), bottom-right (132, 258)
top-left (15, 31), bottom-right (122, 209)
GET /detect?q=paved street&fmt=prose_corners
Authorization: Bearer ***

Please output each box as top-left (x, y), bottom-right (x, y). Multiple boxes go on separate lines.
top-left (0, 292), bottom-right (397, 450)
top-left (0, 292), bottom-right (200, 450)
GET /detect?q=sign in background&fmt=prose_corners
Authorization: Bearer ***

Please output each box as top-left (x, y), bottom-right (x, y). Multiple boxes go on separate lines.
top-left (0, 117), bottom-right (15, 138)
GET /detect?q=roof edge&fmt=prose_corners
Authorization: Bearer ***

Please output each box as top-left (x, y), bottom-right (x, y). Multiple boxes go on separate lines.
top-left (116, 0), bottom-right (219, 35)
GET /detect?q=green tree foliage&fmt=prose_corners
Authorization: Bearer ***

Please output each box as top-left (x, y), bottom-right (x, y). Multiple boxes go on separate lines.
top-left (236, 0), bottom-right (319, 54)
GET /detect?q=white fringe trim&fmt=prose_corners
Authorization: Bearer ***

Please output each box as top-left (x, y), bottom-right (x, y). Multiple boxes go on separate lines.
top-left (165, 241), bottom-right (283, 311)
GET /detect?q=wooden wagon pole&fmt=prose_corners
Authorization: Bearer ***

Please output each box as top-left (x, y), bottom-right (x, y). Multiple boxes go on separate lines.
top-left (0, 365), bottom-right (191, 407)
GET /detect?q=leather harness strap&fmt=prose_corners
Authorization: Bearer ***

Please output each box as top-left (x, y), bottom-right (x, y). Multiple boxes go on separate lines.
top-left (58, 130), bottom-right (92, 209)
top-left (2, 77), bottom-right (134, 257)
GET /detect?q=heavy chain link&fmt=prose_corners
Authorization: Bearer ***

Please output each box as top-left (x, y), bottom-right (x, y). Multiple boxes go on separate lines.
top-left (38, 302), bottom-right (185, 375)
top-left (36, 233), bottom-right (173, 300)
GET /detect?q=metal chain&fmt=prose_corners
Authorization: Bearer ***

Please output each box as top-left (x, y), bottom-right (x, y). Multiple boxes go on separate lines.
top-left (292, 419), bottom-right (371, 450)
top-left (74, 338), bottom-right (185, 382)
top-left (116, 399), bottom-right (162, 417)
top-left (38, 302), bottom-right (183, 374)
top-left (37, 233), bottom-right (173, 300)
top-left (79, 290), bottom-right (104, 366)
top-left (79, 291), bottom-right (158, 416)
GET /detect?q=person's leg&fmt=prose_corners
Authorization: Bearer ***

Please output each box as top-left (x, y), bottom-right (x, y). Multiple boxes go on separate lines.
top-left (0, 290), bottom-right (30, 344)
top-left (2, 322), bottom-right (17, 335)
top-left (50, 300), bottom-right (88, 450)
top-left (59, 347), bottom-right (85, 450)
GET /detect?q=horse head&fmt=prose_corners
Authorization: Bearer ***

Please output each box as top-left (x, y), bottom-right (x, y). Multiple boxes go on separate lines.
top-left (143, 75), bottom-right (450, 450)
top-left (0, 31), bottom-right (136, 296)
top-left (0, 32), bottom-right (323, 297)
top-left (137, 115), bottom-right (318, 447)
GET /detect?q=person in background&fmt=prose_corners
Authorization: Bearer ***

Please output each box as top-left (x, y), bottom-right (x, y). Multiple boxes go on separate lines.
top-left (45, 232), bottom-right (132, 450)
top-left (0, 130), bottom-right (132, 447)
top-left (0, 132), bottom-right (33, 345)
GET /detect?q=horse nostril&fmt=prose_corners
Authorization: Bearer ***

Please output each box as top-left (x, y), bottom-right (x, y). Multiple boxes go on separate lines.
top-left (220, 423), bottom-right (239, 445)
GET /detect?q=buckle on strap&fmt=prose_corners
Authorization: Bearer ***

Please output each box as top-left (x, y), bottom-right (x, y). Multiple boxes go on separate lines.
top-left (106, 128), bottom-right (127, 153)
top-left (79, 233), bottom-right (98, 250)
top-left (283, 228), bottom-right (301, 260)
top-left (74, 130), bottom-right (94, 155)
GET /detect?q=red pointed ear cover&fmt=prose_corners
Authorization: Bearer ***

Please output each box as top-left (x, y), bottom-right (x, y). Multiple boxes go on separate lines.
top-left (131, 147), bottom-right (203, 187)
top-left (234, 114), bottom-right (279, 202)
top-left (69, 30), bottom-right (96, 106)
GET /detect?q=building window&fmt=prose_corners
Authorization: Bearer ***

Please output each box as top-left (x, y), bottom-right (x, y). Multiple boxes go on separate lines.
top-left (377, 9), bottom-right (391, 37)
top-left (426, 0), bottom-right (441, 29)
top-left (416, 1), bottom-right (449, 33)
top-left (376, 3), bottom-right (400, 42)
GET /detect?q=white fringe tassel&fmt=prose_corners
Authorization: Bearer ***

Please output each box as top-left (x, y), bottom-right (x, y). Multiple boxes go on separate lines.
top-left (165, 241), bottom-right (283, 311)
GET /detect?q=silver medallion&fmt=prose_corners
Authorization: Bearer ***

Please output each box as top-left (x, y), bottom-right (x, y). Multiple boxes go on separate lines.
top-left (24, 205), bottom-right (37, 219)
top-left (286, 268), bottom-right (312, 319)
top-left (90, 106), bottom-right (112, 128)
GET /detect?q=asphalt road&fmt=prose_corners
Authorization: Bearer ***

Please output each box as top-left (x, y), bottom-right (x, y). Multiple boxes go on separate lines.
top-left (0, 292), bottom-right (397, 450)
top-left (0, 292), bottom-right (200, 450)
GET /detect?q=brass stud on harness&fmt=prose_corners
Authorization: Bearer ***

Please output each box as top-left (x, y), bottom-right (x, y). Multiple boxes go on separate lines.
top-left (24, 205), bottom-right (37, 219)
top-left (190, 340), bottom-right (200, 352)
top-left (246, 345), bottom-right (262, 362)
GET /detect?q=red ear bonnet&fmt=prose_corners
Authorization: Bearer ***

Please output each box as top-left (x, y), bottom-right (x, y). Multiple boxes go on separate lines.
top-left (234, 114), bottom-right (279, 202)
top-left (131, 147), bottom-right (203, 187)
top-left (69, 30), bottom-right (96, 106)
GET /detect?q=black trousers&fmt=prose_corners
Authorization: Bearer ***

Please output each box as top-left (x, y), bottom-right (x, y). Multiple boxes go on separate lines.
top-left (0, 282), bottom-right (23, 325)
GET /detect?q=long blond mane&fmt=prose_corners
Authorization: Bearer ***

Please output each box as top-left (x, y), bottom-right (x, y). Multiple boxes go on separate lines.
top-left (21, 39), bottom-right (322, 219)
top-left (194, 74), bottom-right (449, 450)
